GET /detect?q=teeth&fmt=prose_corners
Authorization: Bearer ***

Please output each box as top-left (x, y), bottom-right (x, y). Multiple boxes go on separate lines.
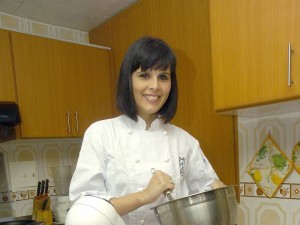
top-left (145, 95), bottom-right (158, 101)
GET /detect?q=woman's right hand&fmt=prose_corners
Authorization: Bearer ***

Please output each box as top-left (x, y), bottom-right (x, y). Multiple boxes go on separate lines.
top-left (110, 170), bottom-right (175, 215)
top-left (142, 170), bottom-right (175, 204)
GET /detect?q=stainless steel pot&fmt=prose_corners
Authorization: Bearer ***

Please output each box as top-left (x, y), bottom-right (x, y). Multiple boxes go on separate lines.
top-left (152, 185), bottom-right (237, 225)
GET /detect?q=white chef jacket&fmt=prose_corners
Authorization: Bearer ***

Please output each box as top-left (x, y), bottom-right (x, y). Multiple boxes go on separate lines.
top-left (69, 115), bottom-right (219, 225)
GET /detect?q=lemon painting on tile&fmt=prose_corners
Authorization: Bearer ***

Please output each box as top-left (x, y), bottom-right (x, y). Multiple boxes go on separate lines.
top-left (247, 135), bottom-right (292, 198)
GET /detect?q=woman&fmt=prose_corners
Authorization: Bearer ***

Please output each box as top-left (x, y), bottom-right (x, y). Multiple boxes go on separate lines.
top-left (69, 36), bottom-right (224, 225)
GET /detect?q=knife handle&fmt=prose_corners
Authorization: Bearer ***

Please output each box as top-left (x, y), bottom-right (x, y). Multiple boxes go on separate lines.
top-left (41, 180), bottom-right (45, 195)
top-left (45, 179), bottom-right (49, 195)
top-left (37, 181), bottom-right (41, 196)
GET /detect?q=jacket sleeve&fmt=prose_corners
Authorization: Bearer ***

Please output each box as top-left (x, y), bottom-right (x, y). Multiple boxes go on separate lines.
top-left (184, 141), bottom-right (220, 194)
top-left (69, 123), bottom-right (114, 202)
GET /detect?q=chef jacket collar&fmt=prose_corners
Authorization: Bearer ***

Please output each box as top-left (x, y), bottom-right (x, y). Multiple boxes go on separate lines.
top-left (124, 114), bottom-right (163, 131)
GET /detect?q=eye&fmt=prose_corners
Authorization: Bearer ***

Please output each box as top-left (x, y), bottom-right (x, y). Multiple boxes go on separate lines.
top-left (158, 73), bottom-right (170, 80)
top-left (138, 73), bottom-right (150, 78)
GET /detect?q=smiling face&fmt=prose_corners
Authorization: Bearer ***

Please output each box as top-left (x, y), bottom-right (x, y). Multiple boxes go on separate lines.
top-left (132, 67), bottom-right (171, 125)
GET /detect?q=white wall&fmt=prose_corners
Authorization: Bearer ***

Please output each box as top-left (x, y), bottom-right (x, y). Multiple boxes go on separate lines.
top-left (237, 112), bottom-right (300, 225)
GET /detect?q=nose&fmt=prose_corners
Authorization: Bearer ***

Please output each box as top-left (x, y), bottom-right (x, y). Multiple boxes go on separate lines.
top-left (149, 77), bottom-right (159, 90)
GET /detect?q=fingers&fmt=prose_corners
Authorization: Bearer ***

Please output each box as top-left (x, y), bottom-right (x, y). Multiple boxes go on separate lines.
top-left (152, 170), bottom-right (173, 183)
top-left (143, 169), bottom-right (175, 203)
top-left (211, 179), bottom-right (226, 189)
top-left (151, 169), bottom-right (175, 192)
top-left (167, 179), bottom-right (175, 185)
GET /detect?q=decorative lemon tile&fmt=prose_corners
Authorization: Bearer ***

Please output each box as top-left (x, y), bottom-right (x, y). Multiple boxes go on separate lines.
top-left (276, 184), bottom-right (291, 199)
top-left (254, 186), bottom-right (265, 197)
top-left (291, 184), bottom-right (300, 199)
top-left (292, 141), bottom-right (300, 173)
top-left (247, 135), bottom-right (292, 198)
top-left (244, 183), bottom-right (255, 196)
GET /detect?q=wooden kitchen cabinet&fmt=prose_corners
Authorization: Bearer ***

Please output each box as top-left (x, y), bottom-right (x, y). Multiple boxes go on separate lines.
top-left (11, 32), bottom-right (112, 138)
top-left (0, 29), bottom-right (17, 102)
top-left (64, 43), bottom-right (113, 137)
top-left (210, 1), bottom-right (300, 112)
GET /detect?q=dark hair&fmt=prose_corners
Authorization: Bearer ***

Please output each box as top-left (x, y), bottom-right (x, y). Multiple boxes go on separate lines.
top-left (116, 36), bottom-right (178, 123)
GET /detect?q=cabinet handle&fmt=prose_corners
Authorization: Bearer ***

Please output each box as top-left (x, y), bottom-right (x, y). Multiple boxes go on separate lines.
top-left (288, 43), bottom-right (294, 87)
top-left (66, 111), bottom-right (71, 133)
top-left (75, 110), bottom-right (79, 132)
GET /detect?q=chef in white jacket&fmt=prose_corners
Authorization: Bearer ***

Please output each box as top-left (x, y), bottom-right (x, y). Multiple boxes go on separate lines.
top-left (69, 36), bottom-right (225, 225)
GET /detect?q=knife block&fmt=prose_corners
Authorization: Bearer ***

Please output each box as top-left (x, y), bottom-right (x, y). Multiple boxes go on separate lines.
top-left (36, 209), bottom-right (53, 225)
top-left (32, 196), bottom-right (51, 222)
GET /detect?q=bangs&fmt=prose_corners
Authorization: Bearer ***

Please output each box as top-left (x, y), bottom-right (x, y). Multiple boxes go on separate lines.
top-left (139, 53), bottom-right (174, 72)
top-left (131, 38), bottom-right (176, 73)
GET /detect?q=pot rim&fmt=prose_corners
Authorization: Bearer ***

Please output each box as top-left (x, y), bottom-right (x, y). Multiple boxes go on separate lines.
top-left (151, 185), bottom-right (237, 211)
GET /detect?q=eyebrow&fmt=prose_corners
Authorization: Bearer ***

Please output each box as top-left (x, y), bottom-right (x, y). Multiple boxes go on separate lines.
top-left (137, 70), bottom-right (171, 74)
top-left (158, 72), bottom-right (171, 78)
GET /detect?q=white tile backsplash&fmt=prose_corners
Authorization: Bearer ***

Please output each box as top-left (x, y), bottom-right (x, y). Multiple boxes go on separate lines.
top-left (238, 111), bottom-right (300, 225)
top-left (0, 138), bottom-right (82, 219)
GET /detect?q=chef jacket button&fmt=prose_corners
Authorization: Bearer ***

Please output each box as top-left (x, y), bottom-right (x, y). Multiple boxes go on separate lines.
top-left (163, 131), bottom-right (167, 135)
top-left (164, 159), bottom-right (170, 163)
top-left (140, 220), bottom-right (145, 224)
top-left (128, 130), bottom-right (133, 134)
top-left (135, 159), bottom-right (140, 163)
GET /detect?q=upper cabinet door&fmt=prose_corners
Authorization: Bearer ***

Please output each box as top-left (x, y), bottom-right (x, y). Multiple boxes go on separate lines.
top-left (0, 29), bottom-right (16, 102)
top-left (11, 32), bottom-right (71, 137)
top-left (210, 1), bottom-right (300, 112)
top-left (63, 43), bottom-right (113, 137)
top-left (11, 32), bottom-right (113, 138)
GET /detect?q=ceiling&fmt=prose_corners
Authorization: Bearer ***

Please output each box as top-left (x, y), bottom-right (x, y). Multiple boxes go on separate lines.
top-left (0, 0), bottom-right (139, 32)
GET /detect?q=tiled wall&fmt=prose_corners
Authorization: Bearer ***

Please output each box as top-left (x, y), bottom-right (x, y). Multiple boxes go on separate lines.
top-left (0, 138), bottom-right (82, 220)
top-left (237, 111), bottom-right (300, 225)
top-left (0, 12), bottom-right (89, 44)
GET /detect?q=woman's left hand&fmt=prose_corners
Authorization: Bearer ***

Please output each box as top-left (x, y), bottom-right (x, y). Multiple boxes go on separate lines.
top-left (211, 179), bottom-right (226, 189)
